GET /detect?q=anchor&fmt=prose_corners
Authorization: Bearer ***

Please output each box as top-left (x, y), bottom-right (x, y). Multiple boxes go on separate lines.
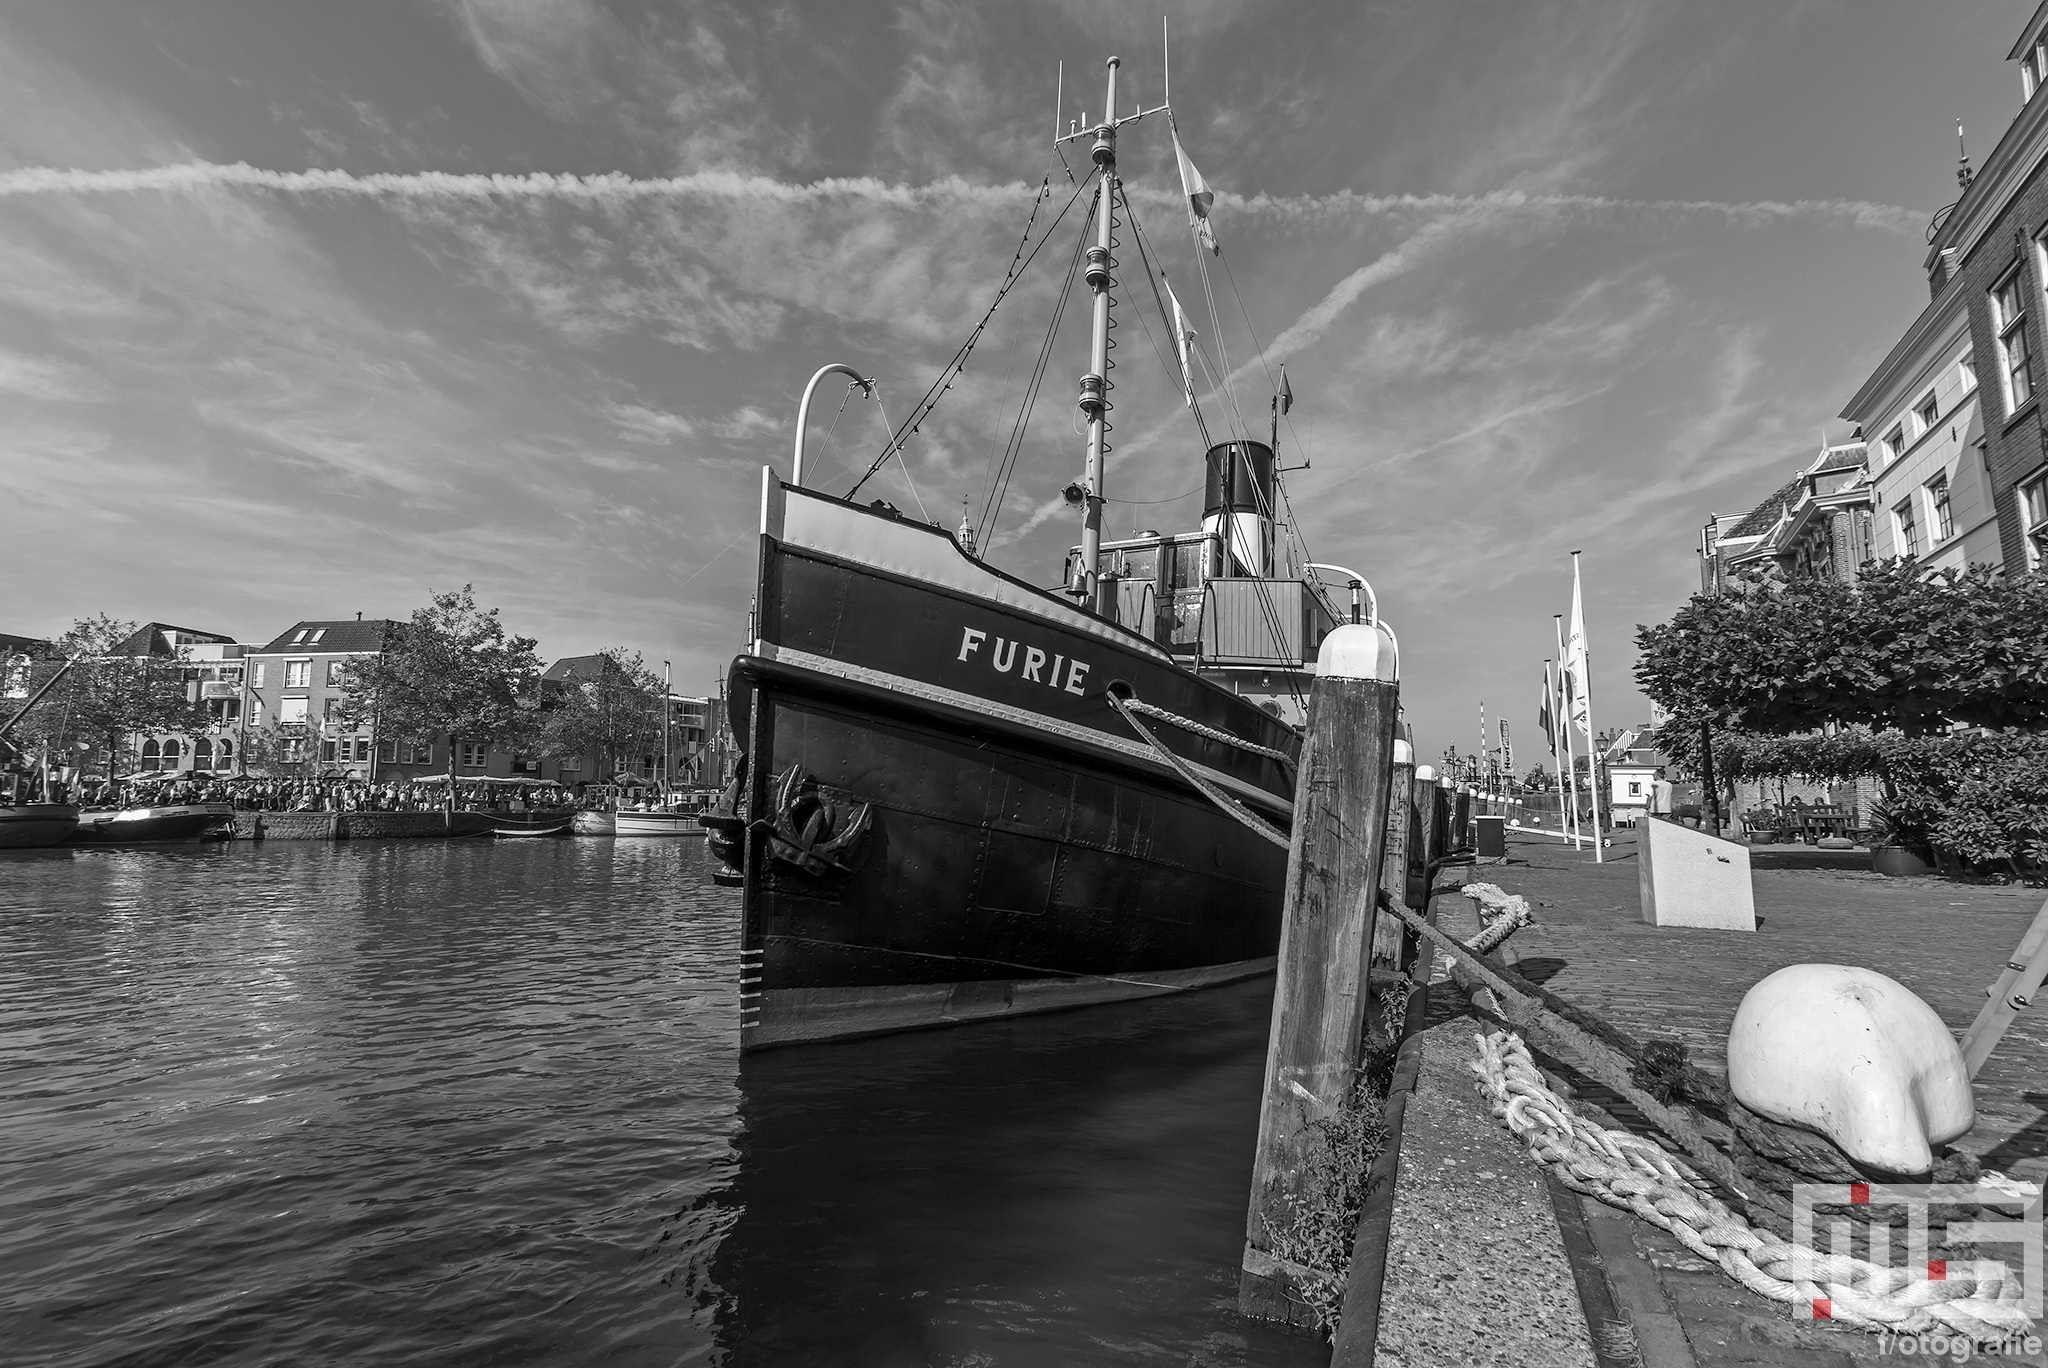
top-left (752, 764), bottom-right (872, 878)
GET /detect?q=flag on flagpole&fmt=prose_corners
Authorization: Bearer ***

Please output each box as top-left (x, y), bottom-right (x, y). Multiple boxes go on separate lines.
top-left (1163, 272), bottom-right (1198, 410)
top-left (1565, 559), bottom-right (1593, 743)
top-left (1171, 123), bottom-right (1220, 254)
top-left (1538, 664), bottom-right (1555, 749)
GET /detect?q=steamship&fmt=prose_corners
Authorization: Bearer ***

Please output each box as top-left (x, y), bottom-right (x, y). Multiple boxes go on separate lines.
top-left (707, 55), bottom-right (1390, 1049)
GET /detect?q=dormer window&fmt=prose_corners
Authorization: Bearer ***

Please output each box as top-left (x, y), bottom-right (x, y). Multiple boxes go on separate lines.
top-left (290, 629), bottom-right (308, 644)
top-left (308, 628), bottom-right (326, 644)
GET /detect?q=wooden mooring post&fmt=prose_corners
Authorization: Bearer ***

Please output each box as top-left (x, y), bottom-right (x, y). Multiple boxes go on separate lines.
top-left (1239, 622), bottom-right (1401, 1325)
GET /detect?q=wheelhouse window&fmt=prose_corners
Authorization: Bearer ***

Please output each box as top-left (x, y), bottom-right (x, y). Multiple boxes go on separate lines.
top-left (1927, 474), bottom-right (1954, 542)
top-left (2024, 473), bottom-right (2048, 570)
top-left (1994, 271), bottom-right (2033, 411)
top-left (1895, 499), bottom-right (1921, 557)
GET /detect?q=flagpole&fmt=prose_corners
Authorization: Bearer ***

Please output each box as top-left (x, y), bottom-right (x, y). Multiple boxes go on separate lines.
top-left (1545, 659), bottom-right (1566, 834)
top-left (1554, 614), bottom-right (1582, 850)
top-left (1572, 550), bottom-right (1606, 863)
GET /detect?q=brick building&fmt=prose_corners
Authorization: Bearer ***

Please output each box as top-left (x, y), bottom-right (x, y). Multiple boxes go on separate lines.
top-left (239, 618), bottom-right (403, 780)
top-left (1922, 3), bottom-right (2048, 573)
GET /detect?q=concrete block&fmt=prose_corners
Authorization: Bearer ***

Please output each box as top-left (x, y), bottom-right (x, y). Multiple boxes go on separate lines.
top-left (1637, 815), bottom-right (1755, 931)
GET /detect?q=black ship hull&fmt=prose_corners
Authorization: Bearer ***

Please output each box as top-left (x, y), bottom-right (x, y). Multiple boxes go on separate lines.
top-left (726, 476), bottom-right (1298, 1049)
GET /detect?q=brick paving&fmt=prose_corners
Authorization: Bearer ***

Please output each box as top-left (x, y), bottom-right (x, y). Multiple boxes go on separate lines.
top-left (1450, 828), bottom-right (2048, 1367)
top-left (1488, 828), bottom-right (2048, 1185)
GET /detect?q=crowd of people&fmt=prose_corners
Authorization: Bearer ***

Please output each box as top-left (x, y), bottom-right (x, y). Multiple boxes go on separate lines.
top-left (59, 774), bottom-right (589, 814)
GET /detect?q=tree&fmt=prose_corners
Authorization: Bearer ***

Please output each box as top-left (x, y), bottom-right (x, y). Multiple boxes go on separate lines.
top-left (536, 648), bottom-right (663, 784)
top-left (8, 615), bottom-right (209, 781)
top-left (335, 586), bottom-right (542, 810)
top-left (1636, 560), bottom-right (2048, 737)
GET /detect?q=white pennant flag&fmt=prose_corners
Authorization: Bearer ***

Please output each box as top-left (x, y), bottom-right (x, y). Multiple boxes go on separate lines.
top-left (1565, 559), bottom-right (1593, 742)
top-left (1163, 272), bottom-right (1197, 409)
top-left (1171, 124), bottom-right (1220, 254)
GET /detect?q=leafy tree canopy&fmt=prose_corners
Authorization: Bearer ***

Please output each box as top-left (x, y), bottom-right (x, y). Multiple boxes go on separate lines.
top-left (537, 647), bottom-right (663, 781)
top-left (6, 615), bottom-right (209, 774)
top-left (335, 586), bottom-right (541, 756)
top-left (1635, 559), bottom-right (2048, 737)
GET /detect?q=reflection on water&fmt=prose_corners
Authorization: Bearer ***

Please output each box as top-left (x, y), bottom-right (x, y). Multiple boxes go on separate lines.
top-left (1, 840), bottom-right (1311, 1366)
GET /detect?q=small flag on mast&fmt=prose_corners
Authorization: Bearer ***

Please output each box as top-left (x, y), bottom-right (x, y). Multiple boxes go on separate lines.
top-left (1278, 369), bottom-right (1293, 415)
top-left (1163, 273), bottom-right (1198, 410)
top-left (1538, 664), bottom-right (1555, 748)
top-left (1171, 122), bottom-right (1220, 254)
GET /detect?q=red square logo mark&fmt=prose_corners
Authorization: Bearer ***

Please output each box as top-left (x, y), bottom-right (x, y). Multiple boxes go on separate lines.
top-left (1927, 1260), bottom-right (1946, 1281)
top-left (1849, 1183), bottom-right (1870, 1204)
top-left (1812, 1298), bottom-right (1832, 1320)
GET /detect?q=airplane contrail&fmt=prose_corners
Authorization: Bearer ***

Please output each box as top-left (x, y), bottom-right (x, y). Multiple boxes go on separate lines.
top-left (0, 160), bottom-right (1924, 235)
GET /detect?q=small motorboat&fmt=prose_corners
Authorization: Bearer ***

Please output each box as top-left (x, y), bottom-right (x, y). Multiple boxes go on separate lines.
top-left (614, 807), bottom-right (706, 837)
top-left (0, 803), bottom-right (81, 849)
top-left (66, 803), bottom-right (235, 845)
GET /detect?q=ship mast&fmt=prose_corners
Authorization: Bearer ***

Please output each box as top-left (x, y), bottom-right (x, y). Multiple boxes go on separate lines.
top-left (1054, 54), bottom-right (1167, 613)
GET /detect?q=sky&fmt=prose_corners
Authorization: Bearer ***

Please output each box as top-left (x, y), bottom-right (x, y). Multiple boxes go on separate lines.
top-left (0, 0), bottom-right (2034, 764)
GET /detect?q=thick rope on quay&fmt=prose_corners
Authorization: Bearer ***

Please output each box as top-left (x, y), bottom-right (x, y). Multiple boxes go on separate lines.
top-left (1470, 1030), bottom-right (2036, 1344)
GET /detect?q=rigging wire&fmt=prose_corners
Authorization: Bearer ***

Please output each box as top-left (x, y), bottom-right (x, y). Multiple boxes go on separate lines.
top-left (979, 180), bottom-right (1099, 547)
top-left (849, 175), bottom-right (1080, 502)
top-left (808, 380), bottom-right (862, 481)
top-left (1117, 178), bottom-right (1213, 453)
top-left (868, 389), bottom-right (932, 523)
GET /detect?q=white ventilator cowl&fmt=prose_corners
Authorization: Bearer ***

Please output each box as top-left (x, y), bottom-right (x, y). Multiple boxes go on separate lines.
top-left (1727, 964), bottom-right (1974, 1174)
top-left (1414, 765), bottom-right (1437, 781)
top-left (1393, 738), bottom-right (1413, 765)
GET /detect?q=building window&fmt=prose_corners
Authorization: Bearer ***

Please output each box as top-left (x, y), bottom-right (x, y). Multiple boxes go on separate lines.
top-left (248, 698), bottom-right (263, 728)
top-left (558, 754), bottom-right (582, 773)
top-left (321, 739), bottom-right (338, 763)
top-left (282, 737), bottom-right (307, 763)
top-left (162, 738), bottom-right (181, 768)
top-left (307, 628), bottom-right (325, 644)
top-left (280, 696), bottom-right (310, 724)
top-left (326, 660), bottom-right (346, 687)
top-left (194, 738), bottom-right (213, 767)
top-left (251, 662), bottom-right (266, 689)
top-left (379, 740), bottom-right (397, 763)
top-left (1995, 270), bottom-right (2033, 411)
top-left (217, 738), bottom-right (233, 763)
top-left (1927, 474), bottom-right (1954, 541)
top-left (2024, 473), bottom-right (2048, 570)
top-left (459, 741), bottom-right (487, 768)
top-left (141, 739), bottom-right (160, 771)
top-left (290, 629), bottom-right (308, 645)
top-left (1914, 391), bottom-right (1938, 434)
top-left (1895, 499), bottom-right (1921, 557)
top-left (284, 660), bottom-right (310, 689)
top-left (1959, 356), bottom-right (1977, 392)
top-left (1881, 424), bottom-right (1905, 465)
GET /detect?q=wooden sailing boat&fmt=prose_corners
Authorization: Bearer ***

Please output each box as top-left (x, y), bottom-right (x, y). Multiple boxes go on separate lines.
top-left (705, 52), bottom-right (1386, 1049)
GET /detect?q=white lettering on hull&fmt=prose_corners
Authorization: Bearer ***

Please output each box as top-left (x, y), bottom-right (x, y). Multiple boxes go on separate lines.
top-left (957, 626), bottom-right (1093, 695)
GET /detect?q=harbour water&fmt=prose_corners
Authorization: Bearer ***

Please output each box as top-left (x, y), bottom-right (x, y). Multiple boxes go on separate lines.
top-left (0, 840), bottom-right (1313, 1366)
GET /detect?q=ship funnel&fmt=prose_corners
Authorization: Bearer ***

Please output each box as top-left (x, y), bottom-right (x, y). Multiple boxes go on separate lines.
top-left (1202, 440), bottom-right (1276, 577)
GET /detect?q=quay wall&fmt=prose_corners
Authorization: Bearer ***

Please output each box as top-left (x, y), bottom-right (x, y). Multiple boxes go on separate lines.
top-left (231, 812), bottom-right (495, 840)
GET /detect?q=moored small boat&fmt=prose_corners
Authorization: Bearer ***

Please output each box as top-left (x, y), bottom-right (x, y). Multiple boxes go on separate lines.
top-left (614, 808), bottom-right (706, 837)
top-left (0, 803), bottom-right (80, 849)
top-left (65, 803), bottom-right (234, 845)
top-left (491, 819), bottom-right (572, 837)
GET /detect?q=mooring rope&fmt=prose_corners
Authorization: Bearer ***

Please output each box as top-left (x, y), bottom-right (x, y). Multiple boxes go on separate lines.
top-left (1114, 693), bottom-right (1298, 773)
top-left (1105, 691), bottom-right (1291, 850)
top-left (1471, 1031), bottom-right (2035, 1343)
